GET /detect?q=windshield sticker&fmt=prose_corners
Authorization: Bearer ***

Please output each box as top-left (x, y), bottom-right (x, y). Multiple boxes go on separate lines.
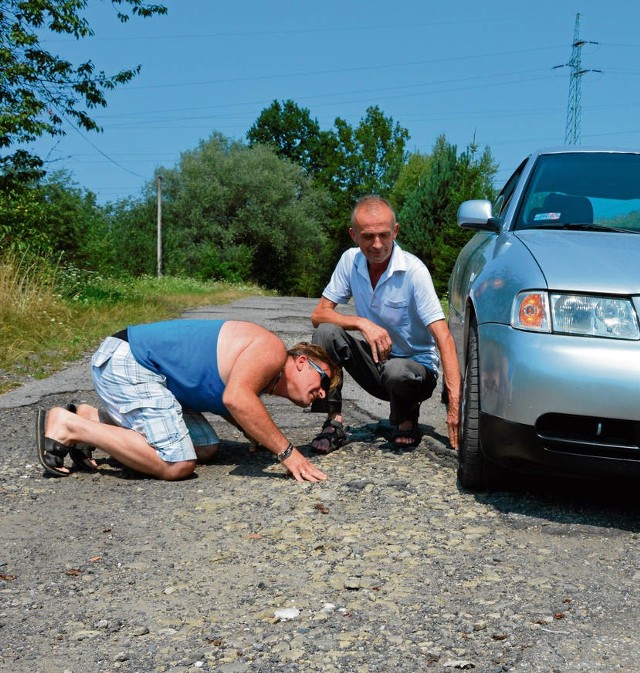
top-left (534, 212), bottom-right (561, 221)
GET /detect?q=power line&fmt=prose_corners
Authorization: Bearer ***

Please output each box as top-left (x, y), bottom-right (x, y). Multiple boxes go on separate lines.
top-left (63, 114), bottom-right (148, 179)
top-left (553, 13), bottom-right (602, 145)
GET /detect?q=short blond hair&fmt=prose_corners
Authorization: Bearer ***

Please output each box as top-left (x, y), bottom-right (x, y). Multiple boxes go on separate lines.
top-left (287, 342), bottom-right (341, 391)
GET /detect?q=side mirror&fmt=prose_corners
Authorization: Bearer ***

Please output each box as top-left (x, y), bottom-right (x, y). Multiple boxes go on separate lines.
top-left (457, 200), bottom-right (500, 232)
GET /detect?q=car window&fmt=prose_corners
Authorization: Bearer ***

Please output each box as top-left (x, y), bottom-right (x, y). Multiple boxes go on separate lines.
top-left (494, 158), bottom-right (527, 219)
top-left (515, 152), bottom-right (640, 232)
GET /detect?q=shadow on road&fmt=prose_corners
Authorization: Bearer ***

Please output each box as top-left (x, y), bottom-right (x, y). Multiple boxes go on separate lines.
top-left (468, 476), bottom-right (640, 532)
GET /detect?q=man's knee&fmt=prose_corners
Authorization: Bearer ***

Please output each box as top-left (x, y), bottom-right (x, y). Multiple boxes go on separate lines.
top-left (161, 459), bottom-right (197, 481)
top-left (382, 358), bottom-right (417, 382)
top-left (312, 322), bottom-right (345, 348)
top-left (383, 359), bottom-right (434, 390)
top-left (383, 359), bottom-right (437, 400)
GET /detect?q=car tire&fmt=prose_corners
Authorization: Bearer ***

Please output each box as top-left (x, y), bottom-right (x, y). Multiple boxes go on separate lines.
top-left (457, 318), bottom-right (503, 491)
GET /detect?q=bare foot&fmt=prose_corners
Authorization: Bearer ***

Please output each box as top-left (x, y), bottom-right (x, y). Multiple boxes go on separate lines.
top-left (76, 403), bottom-right (101, 423)
top-left (46, 406), bottom-right (74, 446)
top-left (38, 407), bottom-right (72, 476)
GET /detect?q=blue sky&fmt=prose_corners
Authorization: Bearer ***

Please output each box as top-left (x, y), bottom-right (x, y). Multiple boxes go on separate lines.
top-left (29, 0), bottom-right (640, 204)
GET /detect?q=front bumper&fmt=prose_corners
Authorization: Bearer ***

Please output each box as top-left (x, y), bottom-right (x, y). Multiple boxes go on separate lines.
top-left (476, 323), bottom-right (640, 476)
top-left (477, 323), bottom-right (640, 425)
top-left (480, 413), bottom-right (640, 478)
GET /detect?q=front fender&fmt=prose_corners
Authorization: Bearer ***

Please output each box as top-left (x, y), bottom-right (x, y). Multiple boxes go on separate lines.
top-left (469, 233), bottom-right (547, 326)
top-left (449, 230), bottom-right (547, 374)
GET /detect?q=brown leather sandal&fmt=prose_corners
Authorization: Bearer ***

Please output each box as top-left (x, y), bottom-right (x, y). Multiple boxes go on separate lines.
top-left (311, 419), bottom-right (348, 454)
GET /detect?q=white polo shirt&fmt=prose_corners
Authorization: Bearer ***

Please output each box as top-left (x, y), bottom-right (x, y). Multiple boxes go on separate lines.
top-left (322, 243), bottom-right (445, 372)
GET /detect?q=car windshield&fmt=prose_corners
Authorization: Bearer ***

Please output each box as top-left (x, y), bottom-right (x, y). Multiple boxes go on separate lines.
top-left (514, 152), bottom-right (640, 233)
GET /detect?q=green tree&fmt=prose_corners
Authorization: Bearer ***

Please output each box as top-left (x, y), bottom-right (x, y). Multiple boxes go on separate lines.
top-left (332, 105), bottom-right (409, 197)
top-left (0, 169), bottom-right (109, 266)
top-left (389, 152), bottom-right (432, 213)
top-left (0, 0), bottom-right (166, 183)
top-left (323, 106), bottom-right (409, 256)
top-left (0, 178), bottom-right (50, 253)
top-left (38, 170), bottom-right (109, 266)
top-left (119, 133), bottom-right (331, 296)
top-left (107, 195), bottom-right (157, 275)
top-left (246, 99), bottom-right (337, 179)
top-left (399, 135), bottom-right (497, 294)
top-left (246, 101), bottom-right (410, 261)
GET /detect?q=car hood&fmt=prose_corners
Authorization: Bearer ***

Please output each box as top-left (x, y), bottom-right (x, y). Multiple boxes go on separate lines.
top-left (515, 229), bottom-right (640, 294)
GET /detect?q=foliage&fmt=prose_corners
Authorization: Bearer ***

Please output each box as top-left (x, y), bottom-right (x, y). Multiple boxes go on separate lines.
top-left (39, 170), bottom-right (113, 267)
top-left (398, 135), bottom-right (498, 294)
top-left (55, 264), bottom-right (125, 303)
top-left (105, 195), bottom-right (157, 276)
top-left (118, 133), bottom-right (331, 296)
top-left (0, 0), bottom-right (166, 182)
top-left (0, 169), bottom-right (112, 272)
top-left (247, 101), bottom-right (410, 257)
top-left (389, 152), bottom-right (433, 213)
top-left (0, 180), bottom-right (51, 254)
top-left (246, 99), bottom-right (336, 179)
top-left (332, 105), bottom-right (409, 197)
top-left (247, 101), bottom-right (408, 200)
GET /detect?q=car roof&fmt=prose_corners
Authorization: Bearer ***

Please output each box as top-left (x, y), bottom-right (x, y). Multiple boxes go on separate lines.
top-left (531, 146), bottom-right (640, 158)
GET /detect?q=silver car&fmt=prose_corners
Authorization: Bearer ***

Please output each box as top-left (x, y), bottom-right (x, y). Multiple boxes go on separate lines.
top-left (448, 148), bottom-right (640, 490)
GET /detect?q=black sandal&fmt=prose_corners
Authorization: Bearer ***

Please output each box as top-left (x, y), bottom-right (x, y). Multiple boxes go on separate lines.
top-left (69, 446), bottom-right (97, 472)
top-left (390, 424), bottom-right (422, 449)
top-left (36, 408), bottom-right (70, 477)
top-left (311, 419), bottom-right (348, 454)
top-left (65, 404), bottom-right (98, 472)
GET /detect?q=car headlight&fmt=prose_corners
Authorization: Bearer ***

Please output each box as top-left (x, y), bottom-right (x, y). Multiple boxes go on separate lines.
top-left (511, 292), bottom-right (640, 340)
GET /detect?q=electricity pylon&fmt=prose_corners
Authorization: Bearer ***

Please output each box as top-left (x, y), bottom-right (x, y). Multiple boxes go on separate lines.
top-left (554, 13), bottom-right (601, 145)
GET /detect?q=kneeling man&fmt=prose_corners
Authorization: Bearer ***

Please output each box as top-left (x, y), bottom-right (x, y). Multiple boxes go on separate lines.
top-left (37, 319), bottom-right (339, 482)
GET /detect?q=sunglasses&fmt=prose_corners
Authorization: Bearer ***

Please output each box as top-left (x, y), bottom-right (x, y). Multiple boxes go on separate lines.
top-left (307, 358), bottom-right (331, 393)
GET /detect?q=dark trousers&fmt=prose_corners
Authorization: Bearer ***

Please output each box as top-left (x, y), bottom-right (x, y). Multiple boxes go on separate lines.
top-left (311, 323), bottom-right (437, 425)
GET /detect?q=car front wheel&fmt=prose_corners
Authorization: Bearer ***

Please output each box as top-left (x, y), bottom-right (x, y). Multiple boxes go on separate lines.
top-left (457, 318), bottom-right (503, 490)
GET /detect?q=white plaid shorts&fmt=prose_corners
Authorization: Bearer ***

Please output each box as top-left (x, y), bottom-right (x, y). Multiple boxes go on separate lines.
top-left (91, 337), bottom-right (220, 463)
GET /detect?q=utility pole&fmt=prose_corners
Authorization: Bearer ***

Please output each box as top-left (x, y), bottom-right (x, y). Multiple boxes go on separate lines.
top-left (156, 174), bottom-right (162, 277)
top-left (554, 13), bottom-right (601, 145)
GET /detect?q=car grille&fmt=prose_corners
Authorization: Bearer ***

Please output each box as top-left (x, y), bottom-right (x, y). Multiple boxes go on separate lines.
top-left (536, 413), bottom-right (640, 459)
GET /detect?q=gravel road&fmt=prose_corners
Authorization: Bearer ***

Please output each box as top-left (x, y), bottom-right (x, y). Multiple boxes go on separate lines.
top-left (1, 296), bottom-right (638, 673)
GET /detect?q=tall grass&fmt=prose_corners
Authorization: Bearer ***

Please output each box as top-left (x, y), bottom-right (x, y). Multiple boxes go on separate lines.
top-left (0, 253), bottom-right (67, 384)
top-left (0, 252), bottom-right (272, 394)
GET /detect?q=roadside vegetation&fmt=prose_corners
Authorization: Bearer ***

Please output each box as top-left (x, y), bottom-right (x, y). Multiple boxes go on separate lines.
top-left (1, 1), bottom-right (497, 393)
top-left (0, 251), bottom-right (270, 393)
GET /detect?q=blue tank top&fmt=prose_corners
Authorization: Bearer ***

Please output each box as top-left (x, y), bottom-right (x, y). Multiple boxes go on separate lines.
top-left (127, 319), bottom-right (229, 416)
